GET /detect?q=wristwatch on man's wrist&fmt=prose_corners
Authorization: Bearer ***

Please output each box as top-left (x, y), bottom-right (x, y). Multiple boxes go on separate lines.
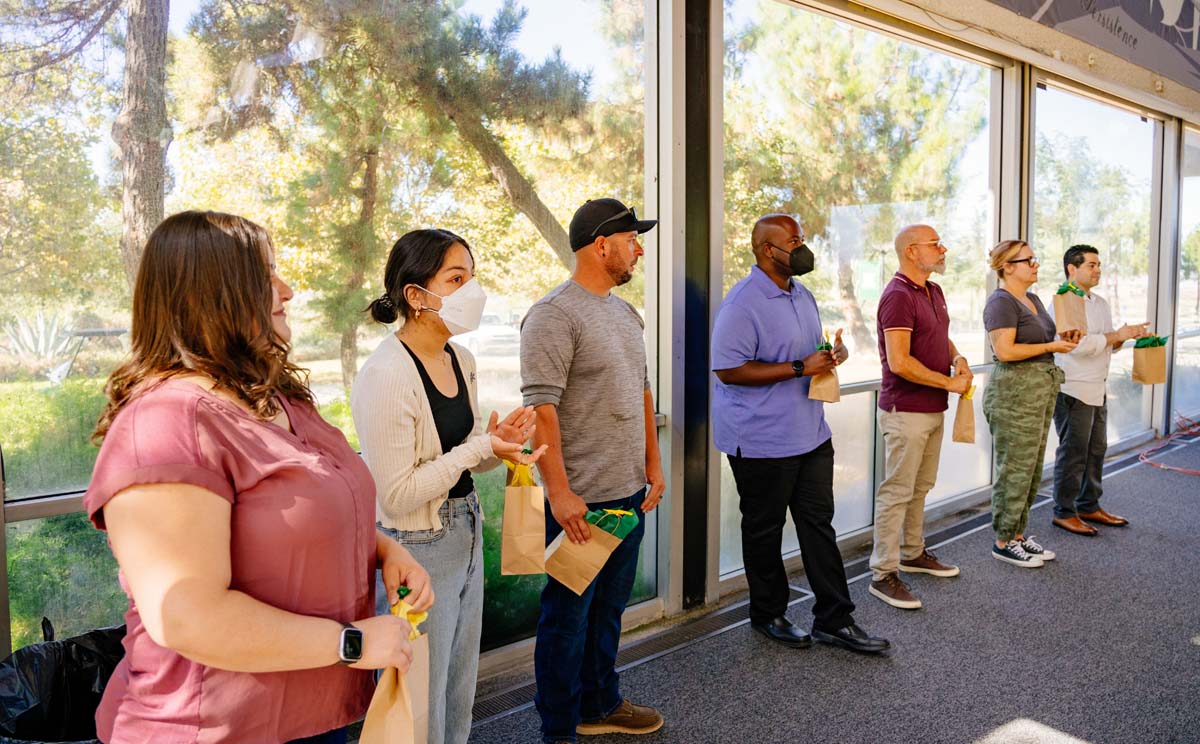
top-left (791, 359), bottom-right (805, 377)
top-left (337, 623), bottom-right (363, 665)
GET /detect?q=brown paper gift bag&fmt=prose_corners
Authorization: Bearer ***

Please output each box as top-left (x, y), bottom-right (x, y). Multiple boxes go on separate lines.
top-left (501, 462), bottom-right (546, 575)
top-left (1052, 291), bottom-right (1088, 334)
top-left (952, 386), bottom-right (976, 444)
top-left (1132, 345), bottom-right (1167, 385)
top-left (545, 529), bottom-right (622, 596)
top-left (808, 368), bottom-right (840, 403)
top-left (359, 621), bottom-right (430, 744)
top-left (544, 509), bottom-right (638, 596)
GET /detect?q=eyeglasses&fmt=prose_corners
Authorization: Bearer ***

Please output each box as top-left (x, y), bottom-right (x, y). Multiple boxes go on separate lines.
top-left (590, 207), bottom-right (635, 237)
top-left (910, 239), bottom-right (946, 250)
top-left (1007, 255), bottom-right (1039, 265)
top-left (764, 235), bottom-right (807, 251)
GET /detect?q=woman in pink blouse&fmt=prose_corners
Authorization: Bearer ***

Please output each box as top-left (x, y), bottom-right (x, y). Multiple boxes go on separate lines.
top-left (84, 211), bottom-right (431, 744)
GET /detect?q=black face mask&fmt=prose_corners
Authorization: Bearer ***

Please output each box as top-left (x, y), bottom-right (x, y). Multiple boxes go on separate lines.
top-left (771, 243), bottom-right (815, 277)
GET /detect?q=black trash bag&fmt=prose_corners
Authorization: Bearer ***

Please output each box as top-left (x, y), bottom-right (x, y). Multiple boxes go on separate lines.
top-left (0, 621), bottom-right (125, 742)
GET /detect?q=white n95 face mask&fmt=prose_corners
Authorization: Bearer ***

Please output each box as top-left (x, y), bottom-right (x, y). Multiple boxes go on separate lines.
top-left (414, 278), bottom-right (488, 335)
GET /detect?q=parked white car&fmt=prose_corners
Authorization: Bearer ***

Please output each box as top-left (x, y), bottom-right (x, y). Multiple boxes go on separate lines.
top-left (454, 313), bottom-right (521, 357)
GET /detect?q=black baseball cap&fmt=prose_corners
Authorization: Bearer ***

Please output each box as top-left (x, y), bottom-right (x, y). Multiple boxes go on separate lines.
top-left (568, 198), bottom-right (658, 251)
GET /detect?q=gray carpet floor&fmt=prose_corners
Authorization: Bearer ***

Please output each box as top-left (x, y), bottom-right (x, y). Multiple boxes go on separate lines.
top-left (468, 439), bottom-right (1200, 744)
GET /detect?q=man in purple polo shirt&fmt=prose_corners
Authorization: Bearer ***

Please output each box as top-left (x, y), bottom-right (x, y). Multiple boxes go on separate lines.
top-left (868, 224), bottom-right (972, 611)
top-left (711, 213), bottom-right (889, 655)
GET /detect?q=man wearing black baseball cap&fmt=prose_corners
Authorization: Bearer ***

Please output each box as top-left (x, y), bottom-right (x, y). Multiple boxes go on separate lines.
top-left (521, 197), bottom-right (666, 742)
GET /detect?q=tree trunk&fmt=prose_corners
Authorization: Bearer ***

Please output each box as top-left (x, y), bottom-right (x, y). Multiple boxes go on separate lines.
top-left (837, 256), bottom-right (874, 352)
top-left (112, 0), bottom-right (171, 288)
top-left (338, 133), bottom-right (382, 390)
top-left (436, 99), bottom-right (575, 270)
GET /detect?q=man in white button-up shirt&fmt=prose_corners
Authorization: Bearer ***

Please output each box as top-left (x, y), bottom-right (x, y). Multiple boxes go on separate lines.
top-left (1047, 245), bottom-right (1148, 536)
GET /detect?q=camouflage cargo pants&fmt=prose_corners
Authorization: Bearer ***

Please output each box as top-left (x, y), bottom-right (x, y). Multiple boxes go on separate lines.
top-left (983, 361), bottom-right (1064, 543)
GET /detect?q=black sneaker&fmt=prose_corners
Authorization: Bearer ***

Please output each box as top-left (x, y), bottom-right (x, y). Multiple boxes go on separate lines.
top-left (992, 540), bottom-right (1044, 568)
top-left (1020, 535), bottom-right (1055, 561)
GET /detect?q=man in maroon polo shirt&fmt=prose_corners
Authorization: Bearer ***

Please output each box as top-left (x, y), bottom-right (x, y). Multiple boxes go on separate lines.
top-left (868, 224), bottom-right (973, 610)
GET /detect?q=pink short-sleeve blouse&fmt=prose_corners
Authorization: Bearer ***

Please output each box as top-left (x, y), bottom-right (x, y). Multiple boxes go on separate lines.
top-left (84, 379), bottom-right (377, 744)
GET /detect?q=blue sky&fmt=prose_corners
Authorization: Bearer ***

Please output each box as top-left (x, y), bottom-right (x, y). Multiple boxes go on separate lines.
top-left (169, 0), bottom-right (614, 88)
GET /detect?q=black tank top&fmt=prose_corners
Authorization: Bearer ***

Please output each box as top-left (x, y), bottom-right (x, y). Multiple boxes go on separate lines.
top-left (400, 341), bottom-right (475, 500)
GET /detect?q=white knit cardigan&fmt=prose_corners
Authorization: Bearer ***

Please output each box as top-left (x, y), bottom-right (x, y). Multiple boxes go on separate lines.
top-left (350, 334), bottom-right (501, 531)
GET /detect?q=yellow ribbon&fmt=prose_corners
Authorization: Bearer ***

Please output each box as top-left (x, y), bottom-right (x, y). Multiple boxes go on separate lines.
top-left (964, 385), bottom-right (976, 401)
top-left (390, 599), bottom-right (429, 641)
top-left (602, 509), bottom-right (634, 516)
top-left (505, 460), bottom-right (536, 487)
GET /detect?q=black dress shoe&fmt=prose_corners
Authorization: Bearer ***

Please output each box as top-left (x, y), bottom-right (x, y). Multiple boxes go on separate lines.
top-left (811, 623), bottom-right (890, 654)
top-left (750, 616), bottom-right (813, 648)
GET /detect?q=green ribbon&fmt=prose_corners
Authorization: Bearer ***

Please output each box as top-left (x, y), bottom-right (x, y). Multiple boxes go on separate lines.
top-left (1134, 335), bottom-right (1168, 348)
top-left (1056, 281), bottom-right (1086, 297)
top-left (585, 508), bottom-right (640, 540)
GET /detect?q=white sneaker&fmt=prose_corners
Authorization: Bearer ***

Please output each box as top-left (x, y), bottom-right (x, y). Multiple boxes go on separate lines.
top-left (1020, 536), bottom-right (1055, 561)
top-left (992, 540), bottom-right (1045, 568)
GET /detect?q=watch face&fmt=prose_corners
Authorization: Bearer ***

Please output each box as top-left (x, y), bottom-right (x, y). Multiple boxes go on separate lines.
top-left (341, 628), bottom-right (363, 662)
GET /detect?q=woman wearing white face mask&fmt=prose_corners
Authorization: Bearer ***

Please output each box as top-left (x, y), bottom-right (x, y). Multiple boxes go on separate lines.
top-left (351, 228), bottom-right (546, 744)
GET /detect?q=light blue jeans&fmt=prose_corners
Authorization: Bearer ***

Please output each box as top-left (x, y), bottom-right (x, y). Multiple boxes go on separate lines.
top-left (376, 493), bottom-right (484, 744)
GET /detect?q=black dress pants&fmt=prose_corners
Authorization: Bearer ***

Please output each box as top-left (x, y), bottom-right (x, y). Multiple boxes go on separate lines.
top-left (728, 438), bottom-right (855, 631)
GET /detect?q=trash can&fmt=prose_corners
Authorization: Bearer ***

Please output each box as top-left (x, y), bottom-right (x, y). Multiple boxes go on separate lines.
top-left (0, 621), bottom-right (125, 744)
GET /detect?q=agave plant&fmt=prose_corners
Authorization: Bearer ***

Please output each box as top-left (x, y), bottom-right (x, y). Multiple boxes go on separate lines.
top-left (1, 312), bottom-right (74, 364)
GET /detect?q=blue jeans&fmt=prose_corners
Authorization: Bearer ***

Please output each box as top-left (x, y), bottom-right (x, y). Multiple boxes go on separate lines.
top-left (287, 726), bottom-right (346, 744)
top-left (534, 489), bottom-right (646, 744)
top-left (375, 493), bottom-right (484, 744)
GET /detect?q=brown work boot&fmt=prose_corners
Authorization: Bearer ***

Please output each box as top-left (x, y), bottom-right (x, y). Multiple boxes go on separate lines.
top-left (899, 549), bottom-right (961, 577)
top-left (869, 572), bottom-right (922, 610)
top-left (577, 699), bottom-right (663, 736)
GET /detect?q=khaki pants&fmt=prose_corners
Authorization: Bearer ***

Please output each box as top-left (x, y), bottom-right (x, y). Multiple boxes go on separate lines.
top-left (870, 409), bottom-right (944, 581)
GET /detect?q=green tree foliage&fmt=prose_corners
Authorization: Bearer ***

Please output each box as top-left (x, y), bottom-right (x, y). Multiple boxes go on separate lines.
top-left (1182, 226), bottom-right (1200, 316)
top-left (723, 2), bottom-right (987, 349)
top-left (178, 0), bottom-right (608, 387)
top-left (1033, 132), bottom-right (1150, 322)
top-left (0, 66), bottom-right (117, 317)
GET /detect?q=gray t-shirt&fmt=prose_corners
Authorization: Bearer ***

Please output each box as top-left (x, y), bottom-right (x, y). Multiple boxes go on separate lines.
top-left (983, 288), bottom-right (1056, 363)
top-left (521, 280), bottom-right (649, 503)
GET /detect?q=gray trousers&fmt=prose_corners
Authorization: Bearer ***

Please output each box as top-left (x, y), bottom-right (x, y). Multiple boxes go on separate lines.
top-left (1051, 393), bottom-right (1107, 519)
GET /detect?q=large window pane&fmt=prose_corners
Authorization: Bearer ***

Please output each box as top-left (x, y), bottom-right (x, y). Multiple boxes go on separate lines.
top-left (1031, 85), bottom-right (1155, 443)
top-left (718, 0), bottom-right (996, 576)
top-left (7, 514), bottom-right (124, 651)
top-left (1172, 334), bottom-right (1200, 418)
top-left (2, 0), bottom-right (656, 649)
top-left (1178, 129), bottom-right (1200, 334)
top-left (722, 0), bottom-right (996, 384)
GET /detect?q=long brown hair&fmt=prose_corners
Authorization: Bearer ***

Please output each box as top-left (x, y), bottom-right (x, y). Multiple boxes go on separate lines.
top-left (93, 211), bottom-right (313, 442)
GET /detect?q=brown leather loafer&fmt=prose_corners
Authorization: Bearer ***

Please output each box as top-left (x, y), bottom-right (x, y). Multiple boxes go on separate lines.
top-left (577, 699), bottom-right (664, 736)
top-left (1052, 516), bottom-right (1098, 535)
top-left (1079, 508), bottom-right (1129, 526)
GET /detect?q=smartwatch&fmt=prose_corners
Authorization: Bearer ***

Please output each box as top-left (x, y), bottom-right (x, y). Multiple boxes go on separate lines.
top-left (791, 359), bottom-right (805, 377)
top-left (337, 623), bottom-right (363, 665)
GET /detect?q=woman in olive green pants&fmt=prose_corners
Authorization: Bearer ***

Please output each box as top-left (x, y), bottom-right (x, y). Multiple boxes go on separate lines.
top-left (981, 241), bottom-right (1078, 568)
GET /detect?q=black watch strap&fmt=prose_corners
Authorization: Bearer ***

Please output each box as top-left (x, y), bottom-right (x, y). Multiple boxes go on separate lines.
top-left (791, 358), bottom-right (805, 377)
